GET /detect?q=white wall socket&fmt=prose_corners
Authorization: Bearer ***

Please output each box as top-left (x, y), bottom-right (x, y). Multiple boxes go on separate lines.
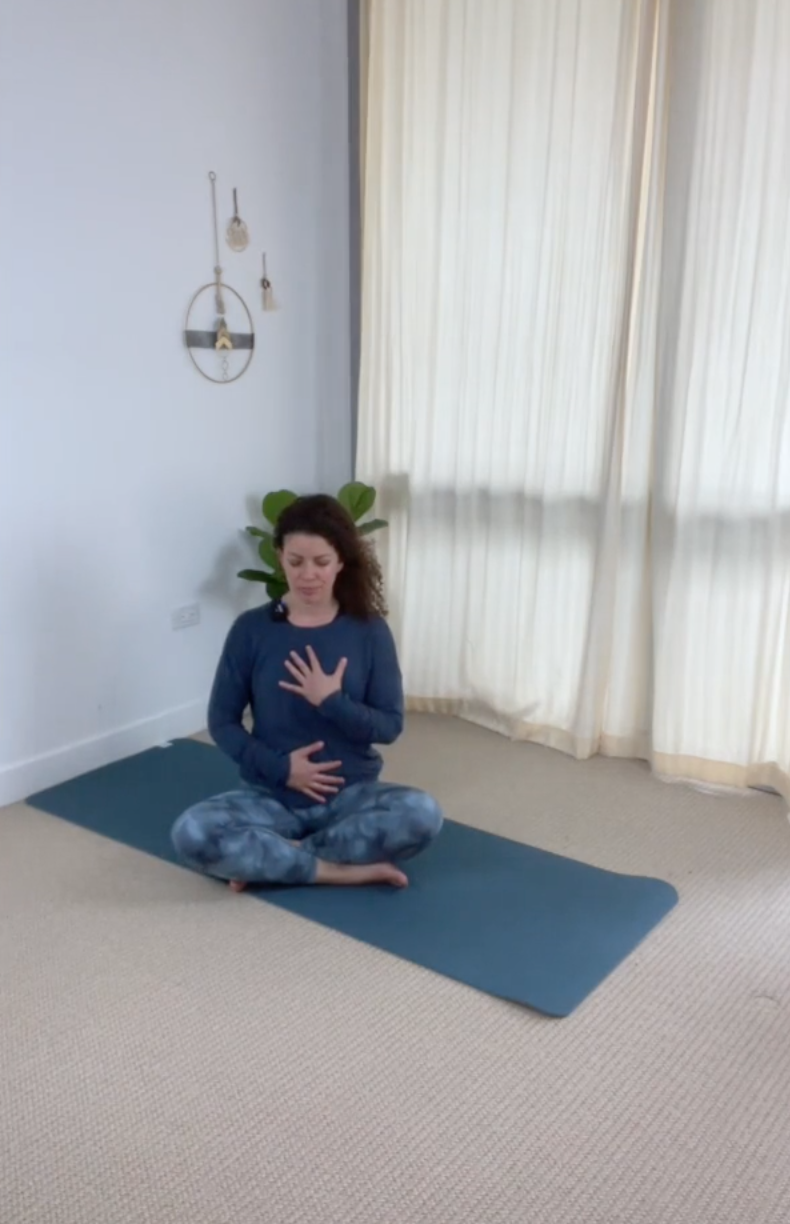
top-left (171, 603), bottom-right (200, 631)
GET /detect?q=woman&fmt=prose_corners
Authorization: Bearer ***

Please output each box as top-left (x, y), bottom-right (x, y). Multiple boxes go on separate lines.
top-left (172, 495), bottom-right (443, 890)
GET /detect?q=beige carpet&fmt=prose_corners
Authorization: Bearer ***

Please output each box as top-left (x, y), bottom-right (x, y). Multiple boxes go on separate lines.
top-left (2, 714), bottom-right (790, 1224)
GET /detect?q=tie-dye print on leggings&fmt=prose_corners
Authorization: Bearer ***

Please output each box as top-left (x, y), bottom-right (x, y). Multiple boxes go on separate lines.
top-left (171, 781), bottom-right (443, 886)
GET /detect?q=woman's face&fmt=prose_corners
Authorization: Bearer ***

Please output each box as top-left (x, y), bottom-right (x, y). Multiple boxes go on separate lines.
top-left (279, 533), bottom-right (343, 607)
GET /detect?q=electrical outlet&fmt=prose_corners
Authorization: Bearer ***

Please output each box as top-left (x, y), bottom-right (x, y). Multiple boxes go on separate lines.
top-left (171, 603), bottom-right (201, 631)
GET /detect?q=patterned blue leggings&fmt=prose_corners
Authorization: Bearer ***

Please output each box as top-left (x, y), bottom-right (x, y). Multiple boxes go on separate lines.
top-left (171, 782), bottom-right (443, 886)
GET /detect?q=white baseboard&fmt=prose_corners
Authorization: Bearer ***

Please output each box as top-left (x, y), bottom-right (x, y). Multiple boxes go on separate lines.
top-left (0, 699), bottom-right (207, 807)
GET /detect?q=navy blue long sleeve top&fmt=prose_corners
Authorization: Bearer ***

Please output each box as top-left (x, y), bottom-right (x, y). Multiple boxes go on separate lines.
top-left (207, 603), bottom-right (405, 807)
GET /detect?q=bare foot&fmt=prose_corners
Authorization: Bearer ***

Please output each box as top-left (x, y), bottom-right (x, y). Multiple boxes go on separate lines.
top-left (315, 861), bottom-right (408, 888)
top-left (228, 861), bottom-right (408, 892)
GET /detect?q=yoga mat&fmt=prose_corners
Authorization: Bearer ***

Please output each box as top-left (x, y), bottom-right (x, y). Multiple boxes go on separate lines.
top-left (28, 739), bottom-right (678, 1017)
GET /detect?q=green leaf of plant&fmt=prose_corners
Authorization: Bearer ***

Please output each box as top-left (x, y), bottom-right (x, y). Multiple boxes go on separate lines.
top-left (337, 481), bottom-right (376, 522)
top-left (358, 518), bottom-right (388, 536)
top-left (262, 489), bottom-right (297, 526)
top-left (237, 568), bottom-right (273, 583)
top-left (257, 533), bottom-right (279, 571)
top-left (265, 577), bottom-right (289, 600)
top-left (245, 526), bottom-right (268, 538)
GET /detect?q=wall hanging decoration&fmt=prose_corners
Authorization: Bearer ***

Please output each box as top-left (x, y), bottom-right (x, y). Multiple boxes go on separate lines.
top-left (260, 252), bottom-right (277, 311)
top-left (183, 172), bottom-right (254, 384)
top-left (226, 188), bottom-right (250, 252)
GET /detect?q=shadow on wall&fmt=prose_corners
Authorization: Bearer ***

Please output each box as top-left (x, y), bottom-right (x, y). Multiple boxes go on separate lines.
top-left (198, 540), bottom-right (260, 618)
top-left (198, 490), bottom-right (291, 614)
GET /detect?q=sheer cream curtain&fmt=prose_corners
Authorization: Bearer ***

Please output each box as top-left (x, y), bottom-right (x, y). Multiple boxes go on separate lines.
top-left (357, 0), bottom-right (790, 804)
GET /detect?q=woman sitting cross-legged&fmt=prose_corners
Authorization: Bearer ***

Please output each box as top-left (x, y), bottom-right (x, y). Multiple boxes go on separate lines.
top-left (172, 495), bottom-right (443, 890)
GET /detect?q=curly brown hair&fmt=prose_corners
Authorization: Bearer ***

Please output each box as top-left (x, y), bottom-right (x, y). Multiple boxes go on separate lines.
top-left (274, 494), bottom-right (387, 620)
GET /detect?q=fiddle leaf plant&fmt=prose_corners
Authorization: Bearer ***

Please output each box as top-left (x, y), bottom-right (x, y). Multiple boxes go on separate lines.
top-left (238, 482), bottom-right (387, 600)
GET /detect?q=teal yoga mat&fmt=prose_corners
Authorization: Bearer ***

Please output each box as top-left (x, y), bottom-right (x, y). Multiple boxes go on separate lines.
top-left (28, 739), bottom-right (678, 1016)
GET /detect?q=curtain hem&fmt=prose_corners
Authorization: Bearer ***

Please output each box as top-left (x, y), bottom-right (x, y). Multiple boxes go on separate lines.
top-left (405, 698), bottom-right (789, 807)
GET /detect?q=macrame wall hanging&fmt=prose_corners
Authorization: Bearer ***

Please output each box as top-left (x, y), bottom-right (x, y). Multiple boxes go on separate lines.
top-left (226, 188), bottom-right (250, 252)
top-left (184, 172), bottom-right (255, 384)
top-left (260, 252), bottom-right (276, 311)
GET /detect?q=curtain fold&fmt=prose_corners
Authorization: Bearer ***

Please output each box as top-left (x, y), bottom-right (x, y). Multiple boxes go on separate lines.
top-left (357, 0), bottom-right (790, 805)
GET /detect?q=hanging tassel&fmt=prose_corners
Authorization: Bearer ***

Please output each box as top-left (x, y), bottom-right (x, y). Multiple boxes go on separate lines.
top-left (261, 253), bottom-right (277, 311)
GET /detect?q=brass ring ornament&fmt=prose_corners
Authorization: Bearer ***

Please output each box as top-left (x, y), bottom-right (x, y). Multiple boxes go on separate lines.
top-left (184, 281), bottom-right (254, 384)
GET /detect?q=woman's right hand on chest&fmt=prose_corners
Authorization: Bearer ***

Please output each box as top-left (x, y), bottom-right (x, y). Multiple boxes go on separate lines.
top-left (287, 741), bottom-right (344, 804)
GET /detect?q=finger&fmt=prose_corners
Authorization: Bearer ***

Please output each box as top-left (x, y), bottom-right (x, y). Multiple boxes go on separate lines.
top-left (279, 679), bottom-right (304, 693)
top-left (284, 659), bottom-right (306, 681)
top-left (314, 760), bottom-right (343, 774)
top-left (311, 782), bottom-right (342, 796)
top-left (303, 741), bottom-right (325, 755)
top-left (304, 789), bottom-right (327, 804)
top-left (305, 645), bottom-right (322, 672)
top-left (312, 774), bottom-right (345, 788)
top-left (289, 651), bottom-right (311, 675)
top-left (333, 657), bottom-right (348, 680)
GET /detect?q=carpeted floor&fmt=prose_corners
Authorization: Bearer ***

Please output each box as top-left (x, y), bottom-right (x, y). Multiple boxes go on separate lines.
top-left (2, 714), bottom-right (790, 1224)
